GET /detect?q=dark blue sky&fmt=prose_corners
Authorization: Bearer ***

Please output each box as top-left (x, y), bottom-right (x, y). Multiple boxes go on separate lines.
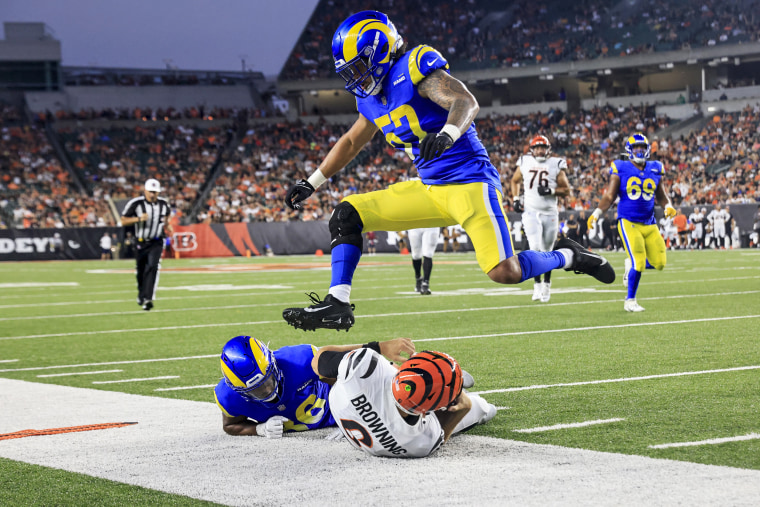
top-left (2, 0), bottom-right (319, 76)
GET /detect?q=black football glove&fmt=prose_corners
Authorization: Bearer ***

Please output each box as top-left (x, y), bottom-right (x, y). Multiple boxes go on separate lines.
top-left (537, 185), bottom-right (553, 196)
top-left (512, 197), bottom-right (523, 213)
top-left (418, 131), bottom-right (454, 161)
top-left (285, 179), bottom-right (315, 210)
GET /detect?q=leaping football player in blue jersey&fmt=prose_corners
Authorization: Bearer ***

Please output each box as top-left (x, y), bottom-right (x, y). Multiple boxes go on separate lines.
top-left (215, 335), bottom-right (414, 437)
top-left (587, 133), bottom-right (677, 312)
top-left (282, 10), bottom-right (615, 331)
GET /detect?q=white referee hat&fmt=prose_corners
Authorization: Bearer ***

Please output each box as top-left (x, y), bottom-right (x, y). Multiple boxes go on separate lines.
top-left (145, 178), bottom-right (162, 192)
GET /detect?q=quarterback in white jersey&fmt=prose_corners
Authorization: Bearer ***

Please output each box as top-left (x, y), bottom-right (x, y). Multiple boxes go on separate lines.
top-left (408, 227), bottom-right (439, 294)
top-left (510, 135), bottom-right (571, 302)
top-left (314, 346), bottom-right (496, 458)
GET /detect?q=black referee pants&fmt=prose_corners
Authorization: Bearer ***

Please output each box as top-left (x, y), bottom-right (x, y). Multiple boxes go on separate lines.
top-left (135, 240), bottom-right (164, 303)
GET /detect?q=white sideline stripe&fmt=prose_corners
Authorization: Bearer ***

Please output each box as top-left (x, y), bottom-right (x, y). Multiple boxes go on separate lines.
top-left (472, 365), bottom-right (760, 395)
top-left (37, 369), bottom-right (123, 378)
top-left (0, 354), bottom-right (217, 373)
top-left (2, 312), bottom-right (760, 342)
top-left (514, 418), bottom-right (625, 433)
top-left (1, 273), bottom-right (757, 309)
top-left (0, 359), bottom-right (19, 363)
top-left (0, 282), bottom-right (79, 288)
top-left (649, 433), bottom-right (760, 449)
top-left (0, 321), bottom-right (280, 340)
top-left (92, 376), bottom-right (179, 384)
top-left (414, 314), bottom-right (760, 344)
top-left (155, 384), bottom-right (217, 392)
top-left (0, 271), bottom-right (481, 303)
top-left (3, 288), bottom-right (758, 322)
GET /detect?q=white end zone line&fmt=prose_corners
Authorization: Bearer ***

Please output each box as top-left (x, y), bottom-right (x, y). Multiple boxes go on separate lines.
top-left (649, 433), bottom-right (760, 449)
top-left (514, 418), bottom-right (625, 433)
top-left (4, 289), bottom-right (758, 322)
top-left (472, 364), bottom-right (760, 395)
top-left (37, 369), bottom-right (123, 378)
top-left (155, 384), bottom-right (217, 392)
top-left (2, 307), bottom-right (759, 342)
top-left (92, 376), bottom-right (179, 384)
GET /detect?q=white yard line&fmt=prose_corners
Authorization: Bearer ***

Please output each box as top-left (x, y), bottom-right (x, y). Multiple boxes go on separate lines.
top-left (2, 289), bottom-right (758, 322)
top-left (649, 433), bottom-right (760, 449)
top-left (3, 298), bottom-right (760, 341)
top-left (0, 354), bottom-right (217, 373)
top-left (1, 273), bottom-right (757, 309)
top-left (0, 359), bottom-right (19, 363)
top-left (154, 384), bottom-right (217, 391)
top-left (92, 376), bottom-right (179, 384)
top-left (37, 370), bottom-right (123, 378)
top-left (472, 365), bottom-right (760, 395)
top-left (514, 418), bottom-right (625, 433)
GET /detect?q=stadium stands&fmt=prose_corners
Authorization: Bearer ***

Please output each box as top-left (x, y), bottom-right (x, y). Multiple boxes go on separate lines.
top-left (279, 0), bottom-right (760, 79)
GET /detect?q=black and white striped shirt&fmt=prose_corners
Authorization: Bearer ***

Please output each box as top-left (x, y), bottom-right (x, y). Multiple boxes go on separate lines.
top-left (122, 197), bottom-right (171, 241)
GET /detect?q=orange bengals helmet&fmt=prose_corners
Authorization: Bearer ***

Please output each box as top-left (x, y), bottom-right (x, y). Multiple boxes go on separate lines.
top-left (529, 134), bottom-right (551, 161)
top-left (392, 351), bottom-right (463, 415)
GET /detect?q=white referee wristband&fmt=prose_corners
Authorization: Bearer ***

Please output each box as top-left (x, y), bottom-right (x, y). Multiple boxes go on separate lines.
top-left (440, 124), bottom-right (461, 143)
top-left (307, 170), bottom-right (328, 189)
top-left (591, 208), bottom-right (603, 220)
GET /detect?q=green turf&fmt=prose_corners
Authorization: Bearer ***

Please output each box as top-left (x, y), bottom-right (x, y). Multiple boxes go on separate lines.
top-left (1, 249), bottom-right (759, 502)
top-left (0, 457), bottom-right (222, 506)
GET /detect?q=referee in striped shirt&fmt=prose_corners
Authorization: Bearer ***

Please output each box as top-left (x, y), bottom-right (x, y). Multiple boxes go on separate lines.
top-left (121, 178), bottom-right (173, 311)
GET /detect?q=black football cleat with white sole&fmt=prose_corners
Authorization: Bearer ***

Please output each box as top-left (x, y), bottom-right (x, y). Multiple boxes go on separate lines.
top-left (283, 292), bottom-right (355, 332)
top-left (555, 237), bottom-right (616, 284)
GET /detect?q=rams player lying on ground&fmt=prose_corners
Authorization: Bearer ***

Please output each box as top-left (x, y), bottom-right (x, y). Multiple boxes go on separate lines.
top-left (214, 335), bottom-right (414, 437)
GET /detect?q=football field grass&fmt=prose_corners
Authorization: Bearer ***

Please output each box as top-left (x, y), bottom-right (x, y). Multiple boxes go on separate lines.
top-left (1, 248), bottom-right (759, 503)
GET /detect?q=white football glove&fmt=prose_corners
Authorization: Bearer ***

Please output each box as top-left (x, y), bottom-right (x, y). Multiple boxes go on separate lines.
top-left (255, 416), bottom-right (290, 439)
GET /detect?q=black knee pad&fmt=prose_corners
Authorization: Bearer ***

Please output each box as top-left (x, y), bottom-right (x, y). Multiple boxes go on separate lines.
top-left (329, 201), bottom-right (364, 249)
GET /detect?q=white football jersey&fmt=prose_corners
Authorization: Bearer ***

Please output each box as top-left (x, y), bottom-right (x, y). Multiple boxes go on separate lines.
top-left (707, 209), bottom-right (728, 227)
top-left (517, 155), bottom-right (567, 213)
top-left (328, 349), bottom-right (445, 458)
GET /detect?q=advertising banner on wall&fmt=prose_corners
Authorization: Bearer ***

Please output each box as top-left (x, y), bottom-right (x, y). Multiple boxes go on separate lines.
top-left (2, 205), bottom-right (756, 261)
top-left (0, 227), bottom-right (121, 261)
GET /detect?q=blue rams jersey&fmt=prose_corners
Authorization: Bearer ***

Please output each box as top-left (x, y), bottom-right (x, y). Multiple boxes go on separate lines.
top-left (609, 159), bottom-right (665, 225)
top-left (214, 344), bottom-right (335, 432)
top-left (357, 45), bottom-right (501, 190)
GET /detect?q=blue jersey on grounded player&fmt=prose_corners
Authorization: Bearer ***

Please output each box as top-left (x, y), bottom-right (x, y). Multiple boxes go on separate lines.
top-left (214, 344), bottom-right (335, 432)
top-left (356, 45), bottom-right (501, 191)
top-left (610, 159), bottom-right (665, 225)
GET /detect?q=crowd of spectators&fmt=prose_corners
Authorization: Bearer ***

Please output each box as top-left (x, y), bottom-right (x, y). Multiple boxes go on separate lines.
top-left (60, 124), bottom-right (229, 219)
top-left (45, 105), bottom-right (274, 122)
top-left (196, 103), bottom-right (759, 224)
top-left (280, 0), bottom-right (760, 80)
top-left (3, 102), bottom-right (758, 230)
top-left (0, 123), bottom-right (114, 228)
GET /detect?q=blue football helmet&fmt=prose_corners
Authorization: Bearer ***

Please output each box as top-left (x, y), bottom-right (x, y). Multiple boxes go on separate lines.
top-left (220, 336), bottom-right (282, 403)
top-left (332, 10), bottom-right (404, 98)
top-left (625, 133), bottom-right (651, 164)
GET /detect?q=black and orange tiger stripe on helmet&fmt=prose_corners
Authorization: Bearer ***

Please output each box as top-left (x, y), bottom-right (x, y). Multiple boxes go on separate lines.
top-left (392, 351), bottom-right (463, 415)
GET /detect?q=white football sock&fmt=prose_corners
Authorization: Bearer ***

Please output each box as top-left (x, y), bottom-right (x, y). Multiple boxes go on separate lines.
top-left (328, 284), bottom-right (351, 303)
top-left (558, 248), bottom-right (574, 269)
